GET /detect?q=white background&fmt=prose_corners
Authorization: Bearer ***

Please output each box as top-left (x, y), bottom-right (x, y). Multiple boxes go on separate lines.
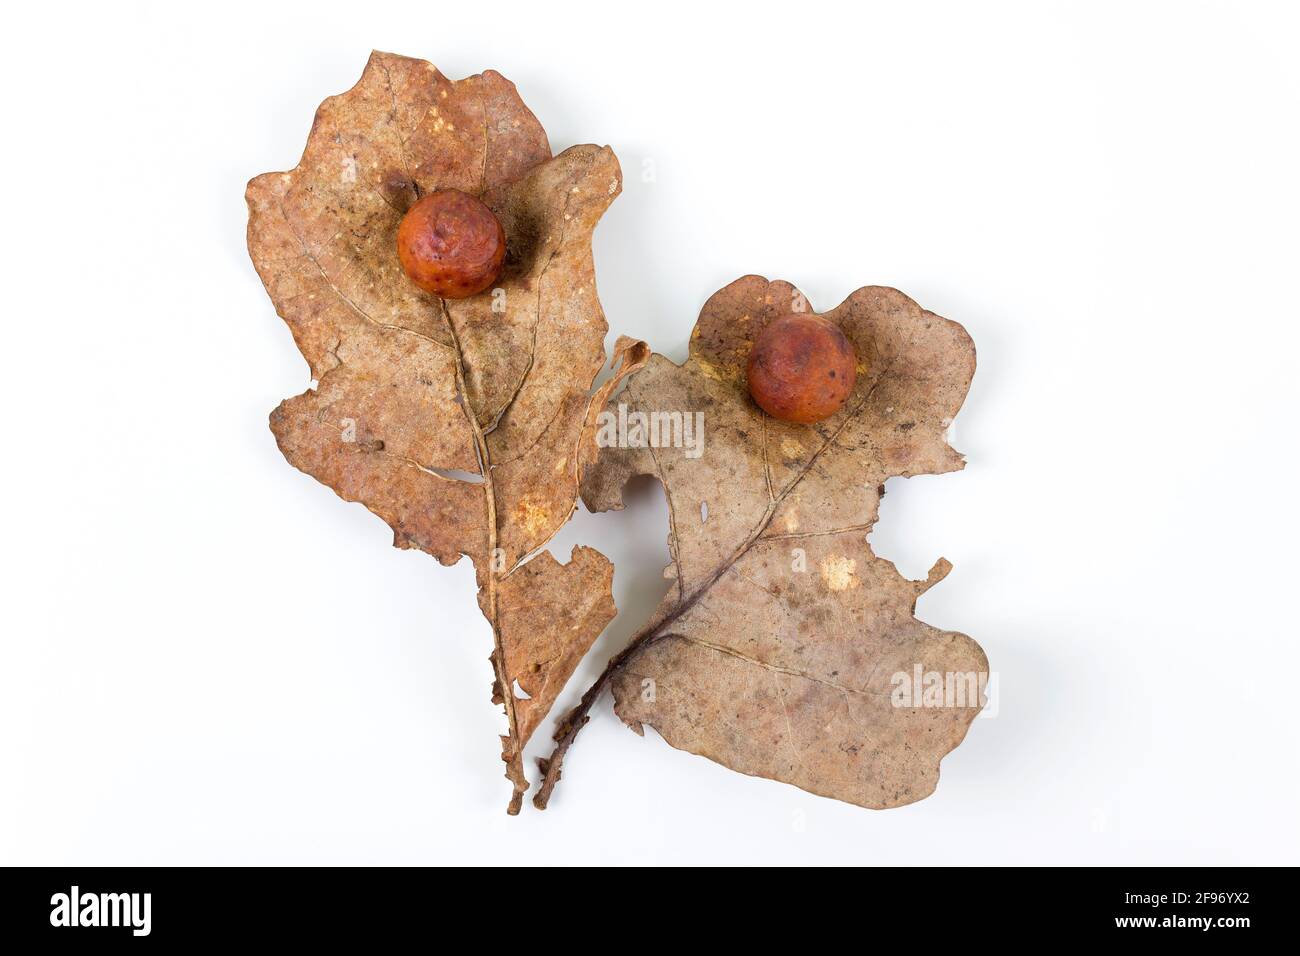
top-left (1, 0), bottom-right (1297, 865)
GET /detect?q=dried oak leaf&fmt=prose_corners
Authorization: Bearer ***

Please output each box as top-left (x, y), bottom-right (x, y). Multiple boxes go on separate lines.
top-left (246, 51), bottom-right (648, 813)
top-left (538, 276), bottom-right (985, 810)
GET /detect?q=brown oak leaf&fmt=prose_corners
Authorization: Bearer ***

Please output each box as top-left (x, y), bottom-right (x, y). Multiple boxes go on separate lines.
top-left (536, 276), bottom-right (986, 810)
top-left (247, 51), bottom-right (648, 813)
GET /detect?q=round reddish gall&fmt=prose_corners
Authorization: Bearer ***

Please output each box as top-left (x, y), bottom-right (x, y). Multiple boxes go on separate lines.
top-left (746, 313), bottom-right (858, 423)
top-left (396, 189), bottom-right (506, 299)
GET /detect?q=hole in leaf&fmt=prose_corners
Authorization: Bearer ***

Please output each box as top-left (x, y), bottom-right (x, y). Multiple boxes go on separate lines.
top-left (428, 467), bottom-right (485, 484)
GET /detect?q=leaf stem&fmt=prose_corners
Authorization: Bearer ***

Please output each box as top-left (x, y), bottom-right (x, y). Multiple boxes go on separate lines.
top-left (440, 300), bottom-right (528, 815)
top-left (533, 626), bottom-right (667, 810)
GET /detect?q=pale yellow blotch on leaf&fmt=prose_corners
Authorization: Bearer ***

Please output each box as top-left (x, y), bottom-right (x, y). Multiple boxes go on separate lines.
top-left (819, 555), bottom-right (858, 592)
top-left (516, 494), bottom-right (551, 538)
top-left (695, 360), bottom-right (724, 382)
